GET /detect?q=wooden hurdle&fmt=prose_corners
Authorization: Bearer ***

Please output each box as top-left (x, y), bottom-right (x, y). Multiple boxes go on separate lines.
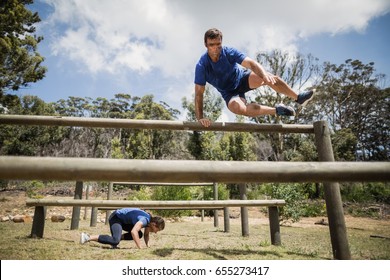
top-left (2, 116), bottom-right (386, 259)
top-left (26, 199), bottom-right (286, 245)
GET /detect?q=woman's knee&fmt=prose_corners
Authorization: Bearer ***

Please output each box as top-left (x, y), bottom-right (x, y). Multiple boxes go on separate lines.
top-left (111, 237), bottom-right (121, 246)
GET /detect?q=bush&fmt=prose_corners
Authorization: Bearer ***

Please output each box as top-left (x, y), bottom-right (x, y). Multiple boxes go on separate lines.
top-left (341, 182), bottom-right (390, 204)
top-left (301, 200), bottom-right (327, 217)
top-left (201, 184), bottom-right (229, 216)
top-left (151, 186), bottom-right (193, 217)
top-left (23, 180), bottom-right (45, 198)
top-left (262, 183), bottom-right (307, 223)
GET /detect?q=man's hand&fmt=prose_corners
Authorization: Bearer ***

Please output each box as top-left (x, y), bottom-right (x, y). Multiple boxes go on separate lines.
top-left (262, 72), bottom-right (277, 85)
top-left (198, 118), bottom-right (211, 127)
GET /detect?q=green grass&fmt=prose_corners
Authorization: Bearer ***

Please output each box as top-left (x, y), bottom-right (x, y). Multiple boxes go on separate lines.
top-left (1, 216), bottom-right (389, 260)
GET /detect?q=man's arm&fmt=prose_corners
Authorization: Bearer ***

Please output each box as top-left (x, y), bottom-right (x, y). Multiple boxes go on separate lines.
top-left (194, 84), bottom-right (211, 127)
top-left (241, 57), bottom-right (276, 85)
top-left (131, 221), bottom-right (144, 249)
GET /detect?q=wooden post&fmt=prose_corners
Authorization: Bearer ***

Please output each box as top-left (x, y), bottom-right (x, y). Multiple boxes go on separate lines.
top-left (83, 184), bottom-right (90, 220)
top-left (223, 207), bottom-right (230, 233)
top-left (268, 206), bottom-right (281, 245)
top-left (239, 183), bottom-right (249, 236)
top-left (314, 120), bottom-right (351, 260)
top-left (30, 206), bottom-right (46, 238)
top-left (201, 186), bottom-right (205, 222)
top-left (213, 183), bottom-right (219, 227)
top-left (70, 181), bottom-right (83, 230)
top-left (90, 207), bottom-right (98, 227)
top-left (106, 182), bottom-right (113, 225)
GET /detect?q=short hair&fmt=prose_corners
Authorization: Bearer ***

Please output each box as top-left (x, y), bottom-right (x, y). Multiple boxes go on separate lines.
top-left (151, 216), bottom-right (165, 230)
top-left (204, 28), bottom-right (223, 44)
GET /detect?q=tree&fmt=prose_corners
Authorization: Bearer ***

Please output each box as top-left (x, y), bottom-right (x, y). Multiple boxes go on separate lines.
top-left (124, 94), bottom-right (182, 159)
top-left (0, 0), bottom-right (46, 97)
top-left (316, 59), bottom-right (389, 160)
top-left (0, 95), bottom-right (68, 156)
top-left (182, 86), bottom-right (223, 160)
top-left (253, 50), bottom-right (321, 160)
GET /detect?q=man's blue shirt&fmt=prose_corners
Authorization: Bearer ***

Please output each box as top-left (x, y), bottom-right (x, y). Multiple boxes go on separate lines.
top-left (114, 208), bottom-right (151, 227)
top-left (194, 46), bottom-right (246, 97)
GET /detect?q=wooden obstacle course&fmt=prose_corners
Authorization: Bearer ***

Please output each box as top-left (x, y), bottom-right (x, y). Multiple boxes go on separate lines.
top-left (26, 199), bottom-right (286, 245)
top-left (2, 116), bottom-right (384, 259)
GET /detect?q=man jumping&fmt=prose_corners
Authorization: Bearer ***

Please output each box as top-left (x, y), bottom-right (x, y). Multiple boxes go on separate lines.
top-left (194, 28), bottom-right (315, 127)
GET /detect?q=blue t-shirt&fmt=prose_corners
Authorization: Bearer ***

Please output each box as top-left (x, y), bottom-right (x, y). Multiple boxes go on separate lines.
top-left (194, 46), bottom-right (247, 97)
top-left (114, 208), bottom-right (151, 227)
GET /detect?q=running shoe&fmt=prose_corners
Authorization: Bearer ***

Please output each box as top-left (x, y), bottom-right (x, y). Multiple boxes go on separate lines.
top-left (296, 89), bottom-right (316, 107)
top-left (276, 104), bottom-right (295, 116)
top-left (80, 232), bottom-right (90, 244)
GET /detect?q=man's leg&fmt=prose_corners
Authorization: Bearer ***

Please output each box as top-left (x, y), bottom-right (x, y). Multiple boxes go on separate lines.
top-left (227, 96), bottom-right (276, 117)
top-left (248, 72), bottom-right (298, 100)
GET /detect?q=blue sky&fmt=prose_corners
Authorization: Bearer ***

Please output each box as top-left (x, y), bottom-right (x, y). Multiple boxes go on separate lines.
top-left (19, 0), bottom-right (390, 120)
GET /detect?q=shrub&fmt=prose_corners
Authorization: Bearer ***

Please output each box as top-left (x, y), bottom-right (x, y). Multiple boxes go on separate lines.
top-left (23, 180), bottom-right (45, 198)
top-left (268, 183), bottom-right (306, 223)
top-left (151, 186), bottom-right (193, 217)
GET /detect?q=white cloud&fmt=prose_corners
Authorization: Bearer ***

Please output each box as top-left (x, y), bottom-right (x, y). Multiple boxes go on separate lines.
top-left (39, 0), bottom-right (389, 114)
top-left (44, 0), bottom-right (390, 76)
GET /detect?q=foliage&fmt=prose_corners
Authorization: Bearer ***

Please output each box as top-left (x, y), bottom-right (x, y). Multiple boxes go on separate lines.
top-left (128, 187), bottom-right (153, 201)
top-left (202, 184), bottom-right (229, 201)
top-left (340, 182), bottom-right (390, 204)
top-left (0, 0), bottom-right (46, 96)
top-left (300, 200), bottom-right (327, 217)
top-left (316, 59), bottom-right (389, 160)
top-left (252, 50), bottom-right (321, 160)
top-left (201, 184), bottom-right (230, 216)
top-left (182, 87), bottom-right (223, 160)
top-left (261, 183), bottom-right (307, 223)
top-left (23, 180), bottom-right (45, 198)
top-left (151, 186), bottom-right (193, 217)
top-left (0, 95), bottom-right (69, 156)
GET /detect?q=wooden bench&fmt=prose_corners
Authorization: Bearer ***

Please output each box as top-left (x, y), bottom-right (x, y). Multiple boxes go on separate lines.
top-left (26, 199), bottom-right (286, 245)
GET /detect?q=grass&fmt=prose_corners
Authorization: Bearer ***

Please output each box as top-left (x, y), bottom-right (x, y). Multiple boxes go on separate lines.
top-left (1, 215), bottom-right (389, 260)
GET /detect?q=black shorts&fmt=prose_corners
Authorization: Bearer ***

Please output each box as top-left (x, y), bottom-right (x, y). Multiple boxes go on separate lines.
top-left (222, 69), bottom-right (252, 105)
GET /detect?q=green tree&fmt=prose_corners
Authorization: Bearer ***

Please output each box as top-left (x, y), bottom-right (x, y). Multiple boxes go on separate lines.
top-left (253, 50), bottom-right (321, 160)
top-left (0, 0), bottom-right (46, 97)
top-left (182, 87), bottom-right (223, 160)
top-left (0, 95), bottom-right (68, 156)
top-left (125, 95), bottom-right (182, 159)
top-left (316, 59), bottom-right (389, 160)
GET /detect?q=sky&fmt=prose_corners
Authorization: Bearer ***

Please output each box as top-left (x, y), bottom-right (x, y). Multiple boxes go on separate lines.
top-left (19, 0), bottom-right (390, 121)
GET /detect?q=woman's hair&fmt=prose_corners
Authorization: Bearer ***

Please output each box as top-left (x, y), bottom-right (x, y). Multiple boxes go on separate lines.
top-left (151, 216), bottom-right (165, 230)
top-left (204, 28), bottom-right (223, 44)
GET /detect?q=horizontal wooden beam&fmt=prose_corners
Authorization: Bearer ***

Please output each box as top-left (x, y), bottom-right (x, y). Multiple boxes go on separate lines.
top-left (0, 114), bottom-right (314, 133)
top-left (97, 207), bottom-right (224, 210)
top-left (1, 156), bottom-right (389, 183)
top-left (26, 199), bottom-right (286, 208)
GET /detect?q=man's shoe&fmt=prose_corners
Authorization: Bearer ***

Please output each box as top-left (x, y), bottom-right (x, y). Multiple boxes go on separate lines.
top-left (276, 104), bottom-right (295, 116)
top-left (296, 89), bottom-right (316, 107)
top-left (80, 232), bottom-right (90, 244)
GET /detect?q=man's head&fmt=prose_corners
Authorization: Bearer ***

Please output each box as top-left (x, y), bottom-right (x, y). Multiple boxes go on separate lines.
top-left (204, 28), bottom-right (223, 45)
top-left (204, 28), bottom-right (223, 60)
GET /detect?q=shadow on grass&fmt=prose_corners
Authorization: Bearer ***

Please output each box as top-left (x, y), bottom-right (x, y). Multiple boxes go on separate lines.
top-left (152, 247), bottom-right (321, 260)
